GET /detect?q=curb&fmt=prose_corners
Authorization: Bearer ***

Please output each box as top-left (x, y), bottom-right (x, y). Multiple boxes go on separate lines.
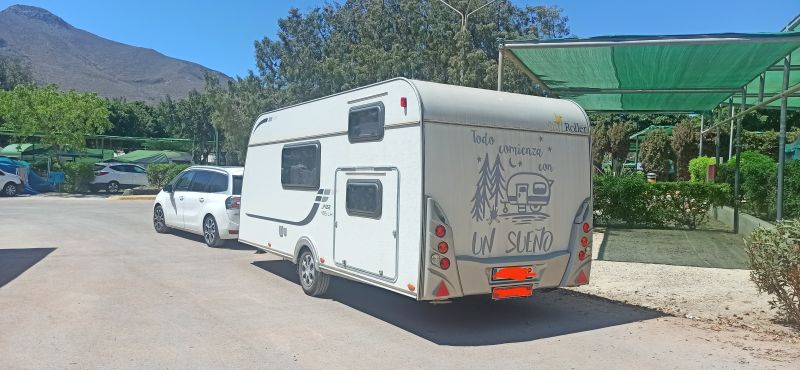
top-left (110, 195), bottom-right (156, 201)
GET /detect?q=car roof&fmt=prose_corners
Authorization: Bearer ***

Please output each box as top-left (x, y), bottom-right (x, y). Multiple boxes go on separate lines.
top-left (188, 165), bottom-right (244, 176)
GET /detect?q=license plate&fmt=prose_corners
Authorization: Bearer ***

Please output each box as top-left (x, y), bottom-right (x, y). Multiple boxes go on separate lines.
top-left (491, 266), bottom-right (536, 282)
top-left (492, 285), bottom-right (534, 300)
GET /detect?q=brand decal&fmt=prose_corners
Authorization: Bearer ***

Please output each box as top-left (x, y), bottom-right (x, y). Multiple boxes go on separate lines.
top-left (546, 113), bottom-right (589, 134)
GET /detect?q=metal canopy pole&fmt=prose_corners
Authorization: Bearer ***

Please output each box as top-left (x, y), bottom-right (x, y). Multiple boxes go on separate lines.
top-left (758, 73), bottom-right (765, 102)
top-left (497, 46), bottom-right (504, 91)
top-left (777, 54), bottom-right (792, 221)
top-left (699, 114), bottom-right (705, 155)
top-left (728, 98), bottom-right (735, 160)
top-left (715, 107), bottom-right (721, 167)
top-left (733, 88), bottom-right (746, 234)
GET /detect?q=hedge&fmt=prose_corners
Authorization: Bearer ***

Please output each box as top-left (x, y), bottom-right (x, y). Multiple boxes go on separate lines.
top-left (593, 174), bottom-right (730, 229)
top-left (716, 151), bottom-right (800, 220)
top-left (62, 161), bottom-right (95, 193)
top-left (688, 156), bottom-right (715, 182)
top-left (146, 163), bottom-right (190, 188)
top-left (745, 220), bottom-right (800, 323)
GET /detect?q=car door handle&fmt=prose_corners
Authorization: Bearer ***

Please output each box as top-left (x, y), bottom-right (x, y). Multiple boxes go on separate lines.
top-left (199, 198), bottom-right (205, 203)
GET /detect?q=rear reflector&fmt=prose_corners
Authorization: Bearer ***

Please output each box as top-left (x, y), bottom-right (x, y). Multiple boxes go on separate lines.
top-left (229, 230), bottom-right (239, 235)
top-left (492, 285), bottom-right (533, 300)
top-left (434, 281), bottom-right (449, 297)
top-left (437, 241), bottom-right (449, 254)
top-left (577, 270), bottom-right (589, 285)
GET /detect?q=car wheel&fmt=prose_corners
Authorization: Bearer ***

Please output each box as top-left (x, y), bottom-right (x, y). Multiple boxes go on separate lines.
top-left (297, 249), bottom-right (330, 297)
top-left (203, 215), bottom-right (225, 247)
top-left (106, 181), bottom-right (120, 194)
top-left (2, 182), bottom-right (18, 197)
top-left (153, 205), bottom-right (170, 234)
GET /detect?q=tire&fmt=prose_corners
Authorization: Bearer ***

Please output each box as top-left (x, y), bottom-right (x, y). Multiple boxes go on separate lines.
top-left (203, 215), bottom-right (225, 247)
top-left (106, 181), bottom-right (120, 194)
top-left (297, 249), bottom-right (330, 297)
top-left (153, 205), bottom-right (170, 234)
top-left (2, 182), bottom-right (18, 197)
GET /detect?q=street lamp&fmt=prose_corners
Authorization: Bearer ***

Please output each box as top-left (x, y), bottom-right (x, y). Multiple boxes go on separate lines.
top-left (438, 0), bottom-right (497, 31)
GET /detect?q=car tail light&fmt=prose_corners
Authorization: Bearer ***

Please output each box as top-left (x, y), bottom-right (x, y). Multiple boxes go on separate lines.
top-left (226, 195), bottom-right (241, 209)
top-left (439, 257), bottom-right (450, 270)
top-left (583, 223), bottom-right (591, 233)
top-left (580, 236), bottom-right (589, 247)
top-left (95, 171), bottom-right (108, 176)
top-left (578, 250), bottom-right (587, 261)
top-left (435, 225), bottom-right (446, 238)
top-left (437, 241), bottom-right (449, 254)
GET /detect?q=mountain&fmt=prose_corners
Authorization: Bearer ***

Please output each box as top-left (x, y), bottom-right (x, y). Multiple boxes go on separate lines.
top-left (0, 4), bottom-right (229, 102)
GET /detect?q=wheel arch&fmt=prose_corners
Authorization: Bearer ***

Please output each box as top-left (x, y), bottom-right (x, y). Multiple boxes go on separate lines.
top-left (292, 236), bottom-right (319, 267)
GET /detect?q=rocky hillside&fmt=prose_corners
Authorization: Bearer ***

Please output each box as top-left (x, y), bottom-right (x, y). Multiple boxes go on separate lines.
top-left (0, 4), bottom-right (229, 102)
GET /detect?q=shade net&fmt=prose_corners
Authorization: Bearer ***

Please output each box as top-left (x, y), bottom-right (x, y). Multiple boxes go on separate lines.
top-left (506, 32), bottom-right (800, 112)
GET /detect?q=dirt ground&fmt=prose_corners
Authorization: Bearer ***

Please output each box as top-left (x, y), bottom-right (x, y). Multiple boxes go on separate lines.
top-left (577, 230), bottom-right (795, 338)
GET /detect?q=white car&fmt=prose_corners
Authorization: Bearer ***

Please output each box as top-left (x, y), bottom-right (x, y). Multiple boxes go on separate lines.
top-left (152, 166), bottom-right (243, 247)
top-left (91, 163), bottom-right (148, 193)
top-left (0, 168), bottom-right (24, 197)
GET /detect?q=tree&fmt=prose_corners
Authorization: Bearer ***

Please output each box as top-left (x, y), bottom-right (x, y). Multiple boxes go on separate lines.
top-left (671, 121), bottom-right (697, 181)
top-left (205, 72), bottom-right (273, 164)
top-left (639, 129), bottom-right (673, 180)
top-left (0, 56), bottom-right (33, 91)
top-left (173, 90), bottom-right (215, 164)
top-left (591, 124), bottom-right (609, 170)
top-left (471, 153), bottom-right (492, 221)
top-left (254, 1), bottom-right (570, 105)
top-left (106, 98), bottom-right (160, 138)
top-left (0, 84), bottom-right (110, 164)
top-left (607, 122), bottom-right (633, 176)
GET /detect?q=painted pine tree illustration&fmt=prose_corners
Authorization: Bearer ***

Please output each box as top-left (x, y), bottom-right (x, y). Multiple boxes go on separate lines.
top-left (487, 154), bottom-right (506, 222)
top-left (470, 153), bottom-right (492, 221)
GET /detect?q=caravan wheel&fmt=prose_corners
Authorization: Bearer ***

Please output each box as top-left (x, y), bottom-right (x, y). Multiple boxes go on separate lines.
top-left (297, 249), bottom-right (330, 297)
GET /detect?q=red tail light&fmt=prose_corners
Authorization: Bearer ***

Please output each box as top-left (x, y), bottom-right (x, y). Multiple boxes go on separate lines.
top-left (437, 241), bottom-right (449, 254)
top-left (439, 257), bottom-right (450, 270)
top-left (578, 250), bottom-right (587, 261)
top-left (580, 236), bottom-right (589, 247)
top-left (435, 225), bottom-right (446, 238)
top-left (583, 223), bottom-right (591, 233)
top-left (95, 171), bottom-right (108, 176)
top-left (225, 195), bottom-right (241, 209)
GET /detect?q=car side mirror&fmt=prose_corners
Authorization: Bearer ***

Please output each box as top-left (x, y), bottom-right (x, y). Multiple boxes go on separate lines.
top-left (163, 184), bottom-right (173, 193)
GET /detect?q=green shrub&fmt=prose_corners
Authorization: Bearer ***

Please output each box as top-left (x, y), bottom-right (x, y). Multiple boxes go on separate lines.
top-left (745, 220), bottom-right (800, 324)
top-left (781, 161), bottom-right (800, 220)
top-left (62, 161), bottom-right (95, 193)
top-left (688, 156), bottom-right (716, 182)
top-left (593, 174), bottom-right (730, 229)
top-left (146, 163), bottom-right (190, 188)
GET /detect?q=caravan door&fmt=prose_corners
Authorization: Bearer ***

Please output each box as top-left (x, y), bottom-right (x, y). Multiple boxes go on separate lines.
top-left (334, 168), bottom-right (398, 281)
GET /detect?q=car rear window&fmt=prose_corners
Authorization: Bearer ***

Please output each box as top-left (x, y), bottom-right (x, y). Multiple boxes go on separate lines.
top-left (232, 176), bottom-right (243, 195)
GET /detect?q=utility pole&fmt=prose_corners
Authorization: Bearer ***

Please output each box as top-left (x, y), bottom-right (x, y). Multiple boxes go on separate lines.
top-left (438, 0), bottom-right (497, 83)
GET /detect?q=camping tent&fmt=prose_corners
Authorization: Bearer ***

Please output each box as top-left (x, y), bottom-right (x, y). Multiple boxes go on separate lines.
top-left (0, 156), bottom-right (53, 194)
top-left (107, 150), bottom-right (192, 164)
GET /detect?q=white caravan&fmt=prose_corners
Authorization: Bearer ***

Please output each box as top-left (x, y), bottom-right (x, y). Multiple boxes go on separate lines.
top-left (240, 79), bottom-right (593, 301)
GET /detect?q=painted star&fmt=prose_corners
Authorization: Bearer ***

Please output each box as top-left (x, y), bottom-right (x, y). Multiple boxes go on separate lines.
top-left (477, 156), bottom-right (482, 162)
top-left (538, 136), bottom-right (543, 142)
top-left (548, 146), bottom-right (552, 152)
top-left (554, 114), bottom-right (563, 124)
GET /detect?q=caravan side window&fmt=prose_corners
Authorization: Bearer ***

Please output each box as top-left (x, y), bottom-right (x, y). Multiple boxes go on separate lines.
top-left (281, 142), bottom-right (321, 190)
top-left (345, 180), bottom-right (382, 219)
top-left (348, 102), bottom-right (385, 142)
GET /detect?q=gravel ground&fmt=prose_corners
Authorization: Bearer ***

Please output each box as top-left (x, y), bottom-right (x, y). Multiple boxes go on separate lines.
top-left (575, 230), bottom-right (792, 336)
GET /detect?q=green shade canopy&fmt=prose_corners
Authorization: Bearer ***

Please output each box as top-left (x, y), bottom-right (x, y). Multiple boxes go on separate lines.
top-left (504, 32), bottom-right (800, 112)
top-left (107, 150), bottom-right (192, 164)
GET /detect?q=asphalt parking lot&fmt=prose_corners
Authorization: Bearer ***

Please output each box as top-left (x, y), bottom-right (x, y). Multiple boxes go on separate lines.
top-left (1, 197), bottom-right (798, 369)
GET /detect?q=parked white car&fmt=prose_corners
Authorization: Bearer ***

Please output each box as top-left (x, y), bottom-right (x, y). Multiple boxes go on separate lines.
top-left (91, 163), bottom-right (148, 193)
top-left (0, 168), bottom-right (24, 197)
top-left (152, 166), bottom-right (243, 247)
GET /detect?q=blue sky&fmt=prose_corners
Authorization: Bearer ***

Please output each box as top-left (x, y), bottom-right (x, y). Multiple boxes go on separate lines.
top-left (1, 0), bottom-right (798, 77)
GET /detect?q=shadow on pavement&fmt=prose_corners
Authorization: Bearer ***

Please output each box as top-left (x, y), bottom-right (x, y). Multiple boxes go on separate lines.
top-left (253, 259), bottom-right (664, 346)
top-left (0, 248), bottom-right (56, 288)
top-left (170, 230), bottom-right (256, 251)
